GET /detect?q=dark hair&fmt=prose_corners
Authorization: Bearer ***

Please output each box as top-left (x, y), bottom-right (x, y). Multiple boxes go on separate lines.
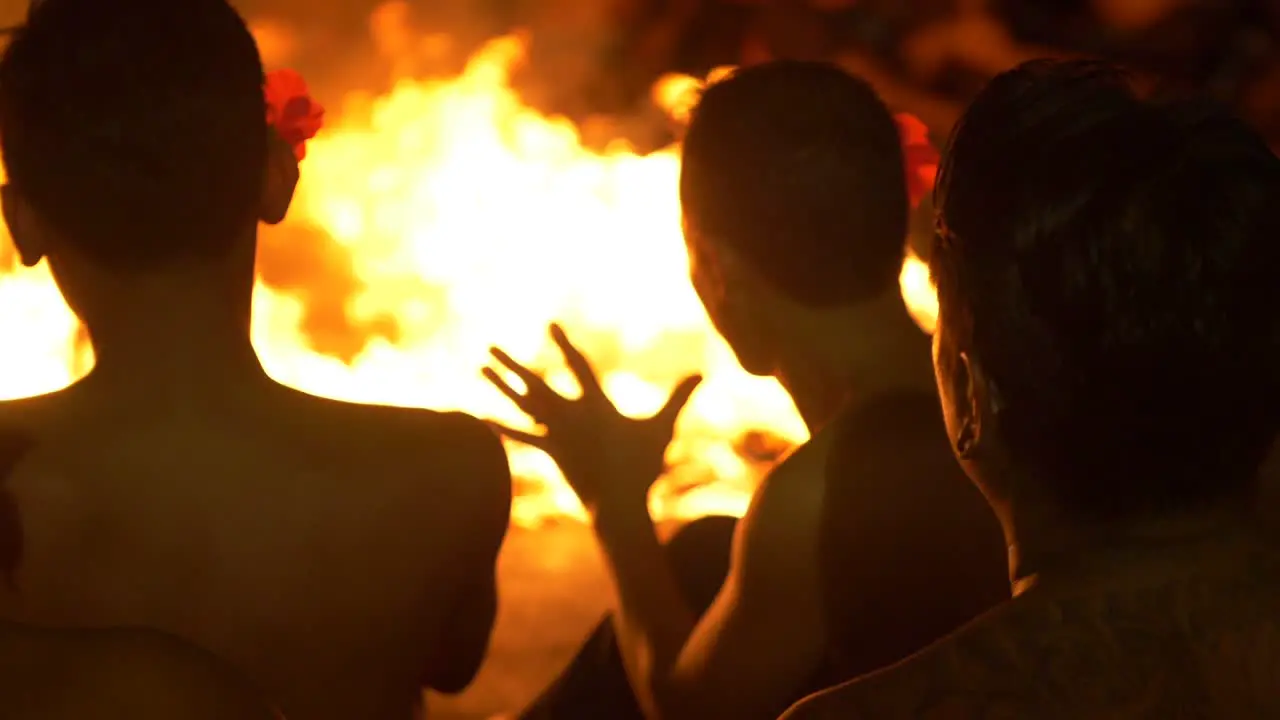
top-left (680, 61), bottom-right (908, 307)
top-left (0, 0), bottom-right (267, 270)
top-left (932, 60), bottom-right (1280, 521)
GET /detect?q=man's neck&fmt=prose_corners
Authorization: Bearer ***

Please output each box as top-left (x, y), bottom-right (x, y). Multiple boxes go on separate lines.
top-left (775, 290), bottom-right (937, 433)
top-left (1005, 496), bottom-right (1255, 596)
top-left (77, 277), bottom-right (266, 402)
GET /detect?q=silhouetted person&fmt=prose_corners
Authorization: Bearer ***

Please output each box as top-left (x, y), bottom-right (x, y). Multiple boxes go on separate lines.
top-left (783, 59), bottom-right (1280, 719)
top-left (0, 432), bottom-right (280, 719)
top-left (486, 61), bottom-right (1007, 720)
top-left (0, 1), bottom-right (511, 719)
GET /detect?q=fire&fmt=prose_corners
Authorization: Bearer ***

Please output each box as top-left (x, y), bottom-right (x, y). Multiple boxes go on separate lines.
top-left (0, 32), bottom-right (939, 528)
top-left (900, 252), bottom-right (938, 335)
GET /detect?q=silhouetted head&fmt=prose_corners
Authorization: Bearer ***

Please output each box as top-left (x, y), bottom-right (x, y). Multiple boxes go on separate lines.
top-left (0, 0), bottom-right (292, 323)
top-left (680, 61), bottom-right (908, 376)
top-left (931, 60), bottom-right (1280, 524)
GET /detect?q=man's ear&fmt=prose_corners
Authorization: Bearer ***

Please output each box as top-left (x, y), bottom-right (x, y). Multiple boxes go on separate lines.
top-left (1, 184), bottom-right (49, 268)
top-left (259, 131), bottom-right (299, 225)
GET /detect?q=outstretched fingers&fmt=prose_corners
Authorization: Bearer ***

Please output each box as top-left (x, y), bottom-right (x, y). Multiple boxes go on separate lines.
top-left (485, 419), bottom-right (548, 449)
top-left (549, 324), bottom-right (604, 397)
top-left (658, 374), bottom-right (703, 428)
top-left (486, 347), bottom-right (555, 405)
top-left (481, 366), bottom-right (528, 408)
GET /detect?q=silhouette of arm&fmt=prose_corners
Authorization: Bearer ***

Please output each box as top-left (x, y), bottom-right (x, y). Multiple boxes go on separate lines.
top-left (429, 417), bottom-right (512, 694)
top-left (594, 444), bottom-right (828, 720)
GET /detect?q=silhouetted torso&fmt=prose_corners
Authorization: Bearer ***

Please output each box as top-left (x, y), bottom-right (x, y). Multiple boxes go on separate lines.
top-left (0, 374), bottom-right (509, 720)
top-left (0, 622), bottom-right (278, 720)
top-left (787, 531), bottom-right (1280, 718)
top-left (818, 389), bottom-right (1008, 682)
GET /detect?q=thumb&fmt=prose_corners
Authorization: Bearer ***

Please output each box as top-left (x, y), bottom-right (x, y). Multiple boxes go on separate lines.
top-left (657, 375), bottom-right (703, 428)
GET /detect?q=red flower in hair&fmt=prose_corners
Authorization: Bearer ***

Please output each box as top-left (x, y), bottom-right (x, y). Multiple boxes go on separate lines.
top-left (264, 69), bottom-right (324, 160)
top-left (895, 113), bottom-right (939, 209)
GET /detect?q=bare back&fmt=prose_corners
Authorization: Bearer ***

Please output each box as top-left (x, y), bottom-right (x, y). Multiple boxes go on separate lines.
top-left (0, 624), bottom-right (278, 720)
top-left (819, 390), bottom-right (1007, 679)
top-left (0, 375), bottom-right (512, 720)
top-left (669, 391), bottom-right (1007, 717)
top-left (782, 534), bottom-right (1280, 719)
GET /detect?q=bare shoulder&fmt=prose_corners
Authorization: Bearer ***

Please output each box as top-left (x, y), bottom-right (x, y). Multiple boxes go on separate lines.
top-left (279, 387), bottom-right (512, 510)
top-left (777, 686), bottom-right (856, 720)
top-left (34, 628), bottom-right (279, 720)
top-left (383, 407), bottom-right (513, 553)
top-left (738, 422), bottom-right (843, 559)
top-left (358, 403), bottom-right (511, 499)
top-left (736, 425), bottom-right (845, 556)
top-left (781, 543), bottom-right (1280, 719)
top-left (280, 391), bottom-right (512, 591)
top-left (372, 405), bottom-right (513, 521)
top-left (818, 395), bottom-right (1007, 675)
top-left (753, 425), bottom-right (836, 517)
top-left (776, 605), bottom-right (1017, 720)
top-left (730, 432), bottom-right (833, 601)
top-left (778, 596), bottom-right (1059, 719)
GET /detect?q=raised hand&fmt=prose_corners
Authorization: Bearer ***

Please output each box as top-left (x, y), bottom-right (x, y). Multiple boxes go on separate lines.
top-left (483, 324), bottom-right (702, 512)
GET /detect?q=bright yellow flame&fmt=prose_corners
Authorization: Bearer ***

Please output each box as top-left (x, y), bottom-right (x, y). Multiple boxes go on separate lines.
top-left (0, 30), bottom-right (936, 528)
top-left (899, 251), bottom-right (938, 335)
top-left (652, 65), bottom-right (735, 126)
top-left (652, 73), bottom-right (703, 126)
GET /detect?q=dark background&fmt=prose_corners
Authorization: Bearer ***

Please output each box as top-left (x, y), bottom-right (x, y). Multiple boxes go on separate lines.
top-left (4, 0), bottom-right (1276, 149)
